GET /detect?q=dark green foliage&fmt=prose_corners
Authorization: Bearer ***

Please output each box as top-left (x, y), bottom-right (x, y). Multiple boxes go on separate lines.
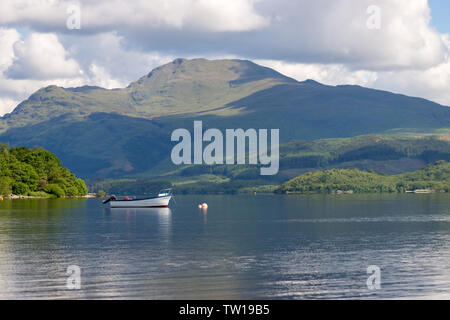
top-left (9, 162), bottom-right (39, 191)
top-left (175, 179), bottom-right (273, 195)
top-left (89, 179), bottom-right (171, 195)
top-left (0, 176), bottom-right (13, 195)
top-left (96, 190), bottom-right (106, 197)
top-left (279, 135), bottom-right (450, 171)
top-left (12, 182), bottom-right (30, 195)
top-left (0, 143), bottom-right (87, 196)
top-left (277, 161), bottom-right (450, 194)
top-left (87, 135), bottom-right (450, 195)
top-left (43, 184), bottom-right (65, 198)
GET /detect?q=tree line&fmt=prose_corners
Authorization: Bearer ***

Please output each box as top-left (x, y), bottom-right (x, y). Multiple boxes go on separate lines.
top-left (277, 161), bottom-right (450, 194)
top-left (0, 144), bottom-right (87, 197)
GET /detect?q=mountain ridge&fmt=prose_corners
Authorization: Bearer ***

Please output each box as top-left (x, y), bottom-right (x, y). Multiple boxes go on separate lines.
top-left (0, 58), bottom-right (449, 179)
top-left (0, 58), bottom-right (298, 131)
top-left (3, 58), bottom-right (448, 132)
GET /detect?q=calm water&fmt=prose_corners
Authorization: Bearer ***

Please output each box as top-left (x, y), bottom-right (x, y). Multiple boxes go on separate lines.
top-left (0, 194), bottom-right (449, 300)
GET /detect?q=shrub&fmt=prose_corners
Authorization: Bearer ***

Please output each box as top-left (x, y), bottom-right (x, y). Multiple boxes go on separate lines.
top-left (12, 182), bottom-right (30, 195)
top-left (27, 191), bottom-right (52, 197)
top-left (0, 176), bottom-right (13, 195)
top-left (43, 184), bottom-right (66, 198)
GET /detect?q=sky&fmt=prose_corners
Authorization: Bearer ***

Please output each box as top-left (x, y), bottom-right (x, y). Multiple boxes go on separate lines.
top-left (0, 0), bottom-right (449, 116)
top-left (429, 0), bottom-right (450, 32)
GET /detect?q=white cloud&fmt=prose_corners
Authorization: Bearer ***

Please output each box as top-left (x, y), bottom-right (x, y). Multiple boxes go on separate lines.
top-left (0, 97), bottom-right (19, 116)
top-left (0, 75), bottom-right (87, 116)
top-left (0, 30), bottom-right (174, 115)
top-left (87, 63), bottom-right (124, 89)
top-left (257, 33), bottom-right (450, 107)
top-left (0, 0), bottom-right (446, 70)
top-left (373, 58), bottom-right (450, 106)
top-left (6, 33), bottom-right (81, 80)
top-left (0, 28), bottom-right (20, 72)
top-left (63, 32), bottom-right (175, 86)
top-left (0, 0), bottom-right (268, 32)
top-left (255, 59), bottom-right (378, 87)
top-left (310, 0), bottom-right (446, 70)
top-left (0, 0), bottom-right (450, 117)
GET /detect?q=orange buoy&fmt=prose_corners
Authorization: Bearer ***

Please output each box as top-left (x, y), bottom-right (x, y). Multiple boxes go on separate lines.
top-left (198, 204), bottom-right (202, 208)
top-left (201, 203), bottom-right (208, 209)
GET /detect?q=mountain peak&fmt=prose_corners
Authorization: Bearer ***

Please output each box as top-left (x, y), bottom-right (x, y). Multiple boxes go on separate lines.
top-left (300, 79), bottom-right (325, 86)
top-left (125, 58), bottom-right (297, 108)
top-left (172, 58), bottom-right (187, 65)
top-left (2, 58), bottom-right (449, 140)
top-left (1, 58), bottom-right (449, 179)
top-left (134, 58), bottom-right (297, 85)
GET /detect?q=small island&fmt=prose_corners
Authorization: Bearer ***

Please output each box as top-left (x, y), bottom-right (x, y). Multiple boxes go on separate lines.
top-left (0, 144), bottom-right (87, 198)
top-left (276, 161), bottom-right (450, 194)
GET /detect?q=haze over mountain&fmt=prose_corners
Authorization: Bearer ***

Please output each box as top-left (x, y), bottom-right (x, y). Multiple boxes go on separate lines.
top-left (0, 58), bottom-right (449, 179)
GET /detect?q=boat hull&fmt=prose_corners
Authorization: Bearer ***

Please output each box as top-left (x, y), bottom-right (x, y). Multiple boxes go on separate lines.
top-left (109, 196), bottom-right (171, 208)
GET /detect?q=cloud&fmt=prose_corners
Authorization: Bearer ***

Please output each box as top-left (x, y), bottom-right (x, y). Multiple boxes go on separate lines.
top-left (6, 33), bottom-right (81, 79)
top-left (0, 30), bottom-right (175, 115)
top-left (373, 59), bottom-right (450, 106)
top-left (0, 28), bottom-right (20, 72)
top-left (61, 32), bottom-right (175, 86)
top-left (0, 97), bottom-right (19, 116)
top-left (257, 33), bottom-right (450, 107)
top-left (0, 75), bottom-right (82, 117)
top-left (0, 0), bottom-right (450, 117)
top-left (255, 59), bottom-right (379, 87)
top-left (87, 63), bottom-right (124, 89)
top-left (0, 0), bottom-right (268, 32)
top-left (1, 1), bottom-right (447, 70)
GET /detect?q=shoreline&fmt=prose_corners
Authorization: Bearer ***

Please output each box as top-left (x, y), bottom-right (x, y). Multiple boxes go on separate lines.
top-left (1, 193), bottom-right (99, 200)
top-left (1, 191), bottom-right (448, 200)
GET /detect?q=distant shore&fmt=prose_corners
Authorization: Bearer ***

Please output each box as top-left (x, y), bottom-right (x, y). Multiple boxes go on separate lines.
top-left (1, 193), bottom-right (99, 200)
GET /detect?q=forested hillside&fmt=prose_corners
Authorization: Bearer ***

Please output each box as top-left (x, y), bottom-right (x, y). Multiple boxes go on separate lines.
top-left (0, 144), bottom-right (87, 197)
top-left (87, 134), bottom-right (450, 195)
top-left (1, 58), bottom-right (449, 179)
top-left (276, 161), bottom-right (450, 194)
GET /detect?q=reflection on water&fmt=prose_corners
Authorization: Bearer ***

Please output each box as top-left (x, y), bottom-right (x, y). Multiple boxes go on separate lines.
top-left (108, 207), bottom-right (172, 239)
top-left (0, 194), bottom-right (449, 299)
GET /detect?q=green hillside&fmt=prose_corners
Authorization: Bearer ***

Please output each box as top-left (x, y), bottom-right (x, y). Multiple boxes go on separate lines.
top-left (86, 134), bottom-right (450, 195)
top-left (0, 59), bottom-right (295, 131)
top-left (278, 134), bottom-right (450, 177)
top-left (0, 144), bottom-right (87, 197)
top-left (0, 58), bottom-right (449, 179)
top-left (276, 161), bottom-right (450, 194)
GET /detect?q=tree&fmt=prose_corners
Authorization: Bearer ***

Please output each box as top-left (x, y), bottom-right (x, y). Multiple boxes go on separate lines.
top-left (0, 176), bottom-right (12, 195)
top-left (0, 145), bottom-right (88, 196)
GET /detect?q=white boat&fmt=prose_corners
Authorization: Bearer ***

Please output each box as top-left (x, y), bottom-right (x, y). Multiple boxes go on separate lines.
top-left (102, 189), bottom-right (172, 208)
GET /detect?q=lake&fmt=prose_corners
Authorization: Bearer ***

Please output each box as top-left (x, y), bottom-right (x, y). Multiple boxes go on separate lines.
top-left (0, 194), bottom-right (449, 299)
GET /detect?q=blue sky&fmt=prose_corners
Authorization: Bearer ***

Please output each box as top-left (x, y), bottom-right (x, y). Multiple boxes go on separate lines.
top-left (430, 0), bottom-right (450, 32)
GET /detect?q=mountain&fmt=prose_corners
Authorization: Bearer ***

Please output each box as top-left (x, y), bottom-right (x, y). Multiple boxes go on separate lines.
top-left (0, 58), bottom-right (295, 131)
top-left (0, 58), bottom-right (449, 179)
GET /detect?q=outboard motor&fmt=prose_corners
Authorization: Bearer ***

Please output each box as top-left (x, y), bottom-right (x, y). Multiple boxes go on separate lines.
top-left (102, 195), bottom-right (117, 204)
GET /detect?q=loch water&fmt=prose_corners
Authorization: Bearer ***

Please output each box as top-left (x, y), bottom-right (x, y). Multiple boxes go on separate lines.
top-left (0, 194), bottom-right (449, 299)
